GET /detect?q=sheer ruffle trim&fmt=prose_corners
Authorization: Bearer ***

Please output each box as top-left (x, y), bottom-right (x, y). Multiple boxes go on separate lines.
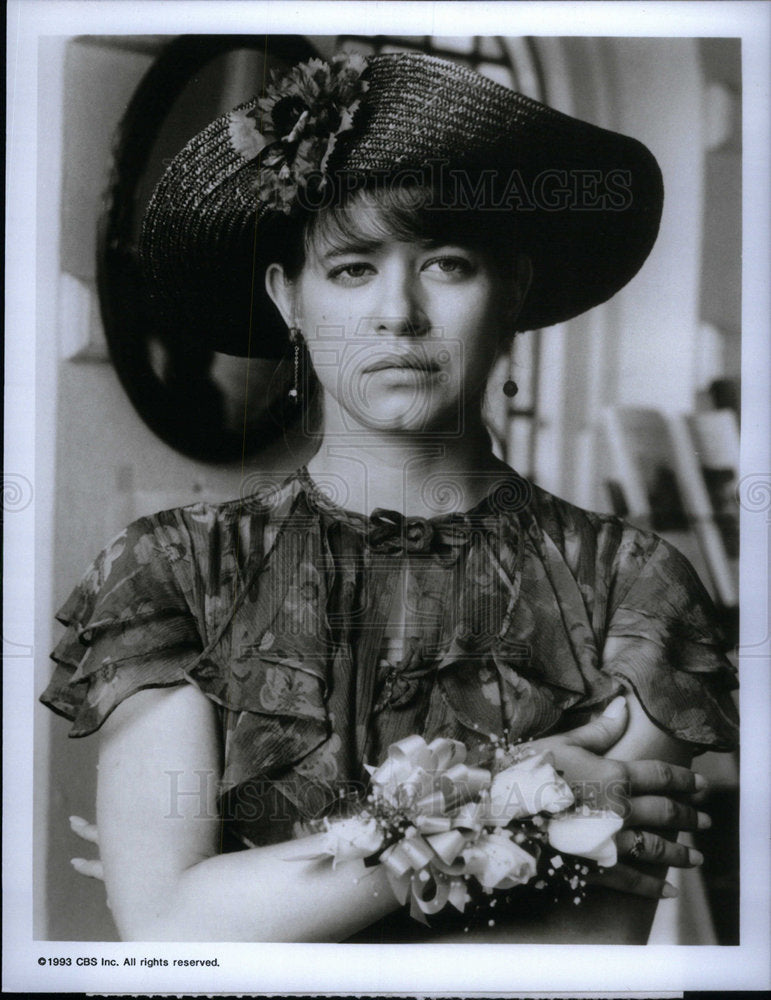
top-left (605, 608), bottom-right (738, 750)
top-left (604, 635), bottom-right (738, 750)
top-left (603, 535), bottom-right (739, 750)
top-left (41, 514), bottom-right (204, 737)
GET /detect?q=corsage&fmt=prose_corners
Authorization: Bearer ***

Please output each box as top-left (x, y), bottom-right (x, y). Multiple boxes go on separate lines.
top-left (301, 734), bottom-right (623, 926)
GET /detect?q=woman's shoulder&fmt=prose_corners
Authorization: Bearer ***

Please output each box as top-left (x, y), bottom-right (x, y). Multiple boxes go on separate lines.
top-left (522, 479), bottom-right (662, 563)
top-left (123, 472), bottom-right (303, 545)
top-left (61, 469), bottom-right (306, 614)
top-left (135, 487), bottom-right (289, 528)
top-left (524, 480), bottom-right (723, 628)
top-left (523, 478), bottom-right (615, 527)
top-left (43, 478), bottom-right (305, 737)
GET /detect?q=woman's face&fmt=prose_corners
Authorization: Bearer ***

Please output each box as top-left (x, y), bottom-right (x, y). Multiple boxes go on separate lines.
top-left (267, 216), bottom-right (527, 434)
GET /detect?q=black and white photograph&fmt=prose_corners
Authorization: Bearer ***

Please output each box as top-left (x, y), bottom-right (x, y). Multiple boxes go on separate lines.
top-left (4, 0), bottom-right (770, 994)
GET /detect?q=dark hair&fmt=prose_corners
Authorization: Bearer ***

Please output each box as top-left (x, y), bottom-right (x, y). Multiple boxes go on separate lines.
top-left (273, 180), bottom-right (524, 285)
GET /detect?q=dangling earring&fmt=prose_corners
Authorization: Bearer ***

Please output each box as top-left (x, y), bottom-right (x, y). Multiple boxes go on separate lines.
top-left (503, 379), bottom-right (519, 398)
top-left (288, 326), bottom-right (302, 403)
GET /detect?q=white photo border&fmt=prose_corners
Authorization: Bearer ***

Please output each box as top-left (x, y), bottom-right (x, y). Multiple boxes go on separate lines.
top-left (4, 0), bottom-right (769, 993)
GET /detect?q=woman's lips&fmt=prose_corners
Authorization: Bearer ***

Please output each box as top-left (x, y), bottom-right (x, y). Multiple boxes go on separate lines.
top-left (363, 355), bottom-right (440, 374)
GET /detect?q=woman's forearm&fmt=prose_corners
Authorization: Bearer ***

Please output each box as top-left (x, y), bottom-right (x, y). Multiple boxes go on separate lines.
top-left (116, 833), bottom-right (399, 942)
top-left (97, 686), bottom-right (401, 942)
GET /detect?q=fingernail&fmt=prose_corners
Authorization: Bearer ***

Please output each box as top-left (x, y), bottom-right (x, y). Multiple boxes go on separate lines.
top-left (697, 812), bottom-right (712, 829)
top-left (602, 696), bottom-right (626, 719)
top-left (662, 883), bottom-right (678, 898)
top-left (69, 815), bottom-right (82, 825)
top-left (693, 773), bottom-right (707, 791)
top-left (688, 848), bottom-right (704, 866)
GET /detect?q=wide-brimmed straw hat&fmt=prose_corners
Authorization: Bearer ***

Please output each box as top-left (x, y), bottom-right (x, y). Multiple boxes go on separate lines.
top-left (140, 50), bottom-right (664, 357)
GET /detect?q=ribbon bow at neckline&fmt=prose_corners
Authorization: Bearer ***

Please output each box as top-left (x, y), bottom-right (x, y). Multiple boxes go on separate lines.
top-left (297, 465), bottom-right (521, 561)
top-left (366, 508), bottom-right (484, 559)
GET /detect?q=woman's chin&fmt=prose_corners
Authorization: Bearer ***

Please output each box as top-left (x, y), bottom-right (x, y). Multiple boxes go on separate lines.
top-left (338, 380), bottom-right (453, 431)
top-left (341, 404), bottom-right (456, 435)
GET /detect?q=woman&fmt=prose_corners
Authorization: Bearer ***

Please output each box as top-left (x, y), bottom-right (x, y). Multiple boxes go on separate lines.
top-left (42, 51), bottom-right (738, 943)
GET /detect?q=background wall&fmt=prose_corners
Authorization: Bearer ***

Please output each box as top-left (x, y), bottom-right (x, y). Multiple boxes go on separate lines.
top-left (35, 34), bottom-right (741, 940)
top-left (531, 37), bottom-right (740, 507)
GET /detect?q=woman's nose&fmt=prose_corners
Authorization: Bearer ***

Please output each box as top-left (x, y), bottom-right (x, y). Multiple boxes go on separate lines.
top-left (374, 268), bottom-right (429, 337)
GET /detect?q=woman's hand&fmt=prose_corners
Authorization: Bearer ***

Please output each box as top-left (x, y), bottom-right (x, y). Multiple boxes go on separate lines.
top-left (531, 694), bottom-right (709, 898)
top-left (69, 815), bottom-right (104, 881)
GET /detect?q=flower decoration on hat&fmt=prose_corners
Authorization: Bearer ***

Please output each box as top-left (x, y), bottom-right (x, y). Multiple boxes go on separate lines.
top-left (227, 53), bottom-right (370, 214)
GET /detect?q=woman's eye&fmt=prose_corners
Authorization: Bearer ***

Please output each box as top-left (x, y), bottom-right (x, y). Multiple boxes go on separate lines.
top-left (423, 256), bottom-right (474, 278)
top-left (328, 262), bottom-right (375, 283)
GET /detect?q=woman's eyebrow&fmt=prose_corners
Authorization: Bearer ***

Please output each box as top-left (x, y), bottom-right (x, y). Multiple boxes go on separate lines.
top-left (319, 238), bottom-right (385, 260)
top-left (319, 238), bottom-right (477, 260)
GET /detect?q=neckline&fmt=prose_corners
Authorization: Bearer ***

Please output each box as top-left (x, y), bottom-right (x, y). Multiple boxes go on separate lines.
top-left (293, 463), bottom-right (529, 522)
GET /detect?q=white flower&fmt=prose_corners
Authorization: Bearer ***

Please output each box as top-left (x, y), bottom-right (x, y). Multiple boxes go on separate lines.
top-left (546, 810), bottom-right (624, 867)
top-left (321, 815), bottom-right (384, 865)
top-left (487, 751), bottom-right (574, 826)
top-left (463, 832), bottom-right (538, 890)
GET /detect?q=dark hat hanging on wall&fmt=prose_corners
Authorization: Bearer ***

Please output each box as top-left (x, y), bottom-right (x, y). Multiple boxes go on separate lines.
top-left (141, 50), bottom-right (664, 357)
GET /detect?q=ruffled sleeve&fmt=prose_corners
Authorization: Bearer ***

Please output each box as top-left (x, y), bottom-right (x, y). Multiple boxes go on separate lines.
top-left (40, 511), bottom-right (203, 736)
top-left (602, 528), bottom-right (738, 751)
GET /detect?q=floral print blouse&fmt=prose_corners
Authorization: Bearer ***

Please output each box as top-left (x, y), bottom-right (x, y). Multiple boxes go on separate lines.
top-left (41, 466), bottom-right (738, 851)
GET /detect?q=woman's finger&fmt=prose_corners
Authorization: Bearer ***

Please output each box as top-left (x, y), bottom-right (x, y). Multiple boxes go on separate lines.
top-left (71, 857), bottom-right (104, 881)
top-left (616, 829), bottom-right (704, 868)
top-left (688, 785), bottom-right (710, 806)
top-left (540, 696), bottom-right (629, 756)
top-left (586, 862), bottom-right (678, 900)
top-left (623, 760), bottom-right (707, 797)
top-left (69, 815), bottom-right (99, 843)
top-left (626, 795), bottom-right (711, 831)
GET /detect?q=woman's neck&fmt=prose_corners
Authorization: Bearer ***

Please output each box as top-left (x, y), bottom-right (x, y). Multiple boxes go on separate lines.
top-left (304, 424), bottom-right (514, 518)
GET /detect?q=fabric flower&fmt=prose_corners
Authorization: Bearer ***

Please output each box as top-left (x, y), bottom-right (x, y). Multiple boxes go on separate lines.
top-left (295, 732), bottom-right (342, 785)
top-left (546, 809), bottom-right (623, 867)
top-left (257, 663), bottom-right (325, 719)
top-left (486, 750), bottom-right (575, 826)
top-left (132, 526), bottom-right (186, 569)
top-left (230, 53), bottom-right (369, 214)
